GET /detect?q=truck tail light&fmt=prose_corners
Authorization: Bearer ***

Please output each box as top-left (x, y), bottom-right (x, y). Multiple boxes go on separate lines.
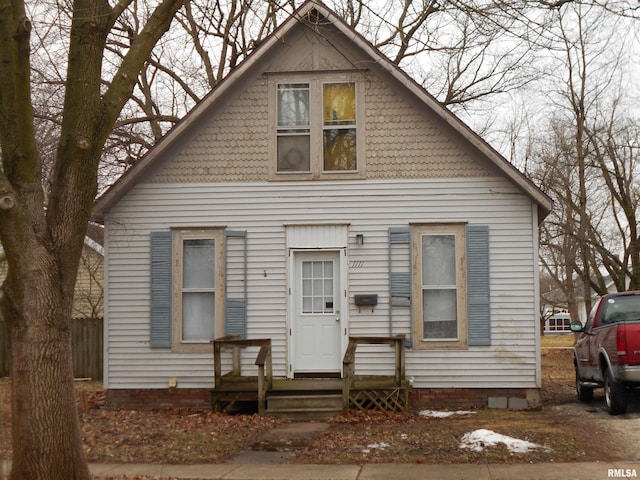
top-left (617, 325), bottom-right (629, 364)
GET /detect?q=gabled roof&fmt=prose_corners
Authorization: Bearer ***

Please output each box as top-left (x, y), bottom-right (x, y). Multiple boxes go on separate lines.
top-left (94, 0), bottom-right (552, 223)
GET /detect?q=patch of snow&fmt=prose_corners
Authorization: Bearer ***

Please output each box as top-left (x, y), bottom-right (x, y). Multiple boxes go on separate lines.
top-left (419, 410), bottom-right (476, 418)
top-left (459, 429), bottom-right (549, 453)
top-left (362, 442), bottom-right (391, 453)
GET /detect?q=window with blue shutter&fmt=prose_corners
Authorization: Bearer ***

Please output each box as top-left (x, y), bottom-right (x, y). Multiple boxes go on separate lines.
top-left (411, 223), bottom-right (490, 349)
top-left (150, 228), bottom-right (243, 351)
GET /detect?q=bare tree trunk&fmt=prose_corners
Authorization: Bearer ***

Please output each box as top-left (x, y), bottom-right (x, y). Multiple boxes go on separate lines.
top-left (0, 1), bottom-right (186, 478)
top-left (5, 258), bottom-right (89, 479)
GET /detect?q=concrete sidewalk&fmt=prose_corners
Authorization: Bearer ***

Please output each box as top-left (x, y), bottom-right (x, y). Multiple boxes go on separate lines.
top-left (89, 462), bottom-right (640, 480)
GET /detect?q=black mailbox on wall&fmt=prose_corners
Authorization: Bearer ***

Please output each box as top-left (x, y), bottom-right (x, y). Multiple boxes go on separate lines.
top-left (354, 294), bottom-right (378, 307)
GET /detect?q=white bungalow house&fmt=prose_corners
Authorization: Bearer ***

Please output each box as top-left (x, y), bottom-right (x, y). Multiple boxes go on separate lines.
top-left (94, 0), bottom-right (552, 414)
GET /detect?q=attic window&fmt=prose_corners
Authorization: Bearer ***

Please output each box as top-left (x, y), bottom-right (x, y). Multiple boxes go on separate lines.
top-left (323, 82), bottom-right (356, 171)
top-left (277, 83), bottom-right (311, 172)
top-left (273, 76), bottom-right (362, 179)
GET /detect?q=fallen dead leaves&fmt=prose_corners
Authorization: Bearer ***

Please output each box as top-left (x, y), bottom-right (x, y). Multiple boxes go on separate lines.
top-left (81, 402), bottom-right (281, 464)
top-left (292, 405), bottom-right (613, 465)
top-left (0, 342), bottom-right (621, 474)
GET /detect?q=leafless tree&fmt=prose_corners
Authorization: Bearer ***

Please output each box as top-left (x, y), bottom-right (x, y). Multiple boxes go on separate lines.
top-left (2, 1), bottom-right (639, 478)
top-left (527, 1), bottom-right (639, 315)
top-left (103, 0), bottom-right (604, 174)
top-left (0, 1), bottom-right (187, 478)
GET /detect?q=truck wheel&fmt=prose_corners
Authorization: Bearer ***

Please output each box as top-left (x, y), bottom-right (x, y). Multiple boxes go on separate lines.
top-left (575, 369), bottom-right (594, 402)
top-left (604, 368), bottom-right (627, 415)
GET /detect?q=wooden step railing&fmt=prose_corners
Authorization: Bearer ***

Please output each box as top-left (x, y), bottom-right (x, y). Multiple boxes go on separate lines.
top-left (211, 335), bottom-right (272, 414)
top-left (342, 334), bottom-right (407, 413)
top-left (212, 334), bottom-right (407, 415)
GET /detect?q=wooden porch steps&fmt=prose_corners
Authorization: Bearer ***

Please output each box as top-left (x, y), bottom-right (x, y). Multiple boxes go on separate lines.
top-left (267, 378), bottom-right (343, 419)
top-left (211, 334), bottom-right (408, 417)
top-left (266, 393), bottom-right (343, 420)
top-left (272, 378), bottom-right (342, 391)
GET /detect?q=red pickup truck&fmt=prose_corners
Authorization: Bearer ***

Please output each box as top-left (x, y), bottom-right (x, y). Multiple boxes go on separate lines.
top-left (571, 291), bottom-right (640, 415)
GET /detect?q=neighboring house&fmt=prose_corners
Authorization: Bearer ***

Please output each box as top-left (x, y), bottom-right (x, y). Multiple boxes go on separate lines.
top-left (93, 1), bottom-right (552, 412)
top-left (73, 223), bottom-right (105, 321)
top-left (543, 312), bottom-right (572, 334)
top-left (0, 224), bottom-right (103, 320)
top-left (0, 224), bottom-right (104, 378)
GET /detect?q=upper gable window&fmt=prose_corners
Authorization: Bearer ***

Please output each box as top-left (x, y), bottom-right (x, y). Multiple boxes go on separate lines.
top-left (273, 76), bottom-right (363, 179)
top-left (322, 82), bottom-right (356, 171)
top-left (277, 83), bottom-right (311, 172)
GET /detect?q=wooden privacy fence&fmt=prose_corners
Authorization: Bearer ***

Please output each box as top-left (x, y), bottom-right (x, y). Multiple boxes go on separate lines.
top-left (0, 317), bottom-right (103, 380)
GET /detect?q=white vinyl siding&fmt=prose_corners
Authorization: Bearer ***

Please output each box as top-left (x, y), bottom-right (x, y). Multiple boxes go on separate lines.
top-left (104, 176), bottom-right (539, 390)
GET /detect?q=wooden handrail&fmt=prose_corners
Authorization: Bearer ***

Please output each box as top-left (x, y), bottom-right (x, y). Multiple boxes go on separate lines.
top-left (212, 336), bottom-right (272, 414)
top-left (343, 341), bottom-right (358, 365)
top-left (255, 342), bottom-right (272, 415)
top-left (347, 335), bottom-right (405, 345)
top-left (212, 336), bottom-right (272, 348)
top-left (342, 334), bottom-right (406, 412)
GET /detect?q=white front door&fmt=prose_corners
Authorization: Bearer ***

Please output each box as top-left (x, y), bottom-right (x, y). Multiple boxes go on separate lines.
top-left (291, 251), bottom-right (342, 375)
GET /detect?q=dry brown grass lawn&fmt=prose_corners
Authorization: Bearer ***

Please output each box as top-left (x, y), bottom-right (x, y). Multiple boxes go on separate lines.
top-left (0, 333), bottom-right (620, 474)
top-left (540, 333), bottom-right (576, 348)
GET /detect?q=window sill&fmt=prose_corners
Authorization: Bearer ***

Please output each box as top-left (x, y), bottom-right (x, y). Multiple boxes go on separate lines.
top-left (270, 171), bottom-right (366, 181)
top-left (412, 340), bottom-right (469, 350)
top-left (172, 342), bottom-right (213, 354)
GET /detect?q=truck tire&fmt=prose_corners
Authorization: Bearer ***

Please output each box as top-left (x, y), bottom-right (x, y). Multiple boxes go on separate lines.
top-left (575, 369), bottom-right (594, 402)
top-left (604, 368), bottom-right (627, 415)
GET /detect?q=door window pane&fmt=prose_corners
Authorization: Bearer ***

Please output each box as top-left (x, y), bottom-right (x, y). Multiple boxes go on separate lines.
top-left (301, 260), bottom-right (334, 314)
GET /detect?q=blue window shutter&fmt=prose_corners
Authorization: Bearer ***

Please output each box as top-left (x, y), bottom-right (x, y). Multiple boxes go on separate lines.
top-left (389, 227), bottom-right (411, 245)
top-left (225, 231), bottom-right (247, 338)
top-left (388, 227), bottom-right (412, 347)
top-left (467, 225), bottom-right (490, 346)
top-left (390, 272), bottom-right (411, 302)
top-left (150, 231), bottom-right (172, 348)
top-left (388, 227), bottom-right (412, 306)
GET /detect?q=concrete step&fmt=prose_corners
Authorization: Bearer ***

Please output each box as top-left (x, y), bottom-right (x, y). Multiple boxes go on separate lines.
top-left (267, 393), bottom-right (343, 420)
